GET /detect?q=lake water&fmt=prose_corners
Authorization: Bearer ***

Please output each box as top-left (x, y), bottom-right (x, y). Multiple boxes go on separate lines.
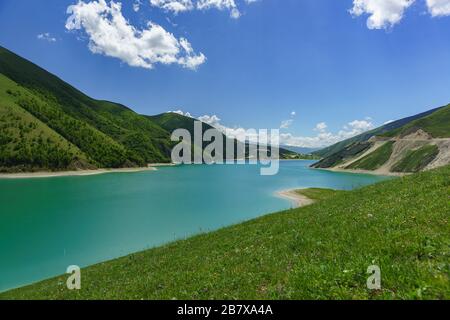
top-left (0, 161), bottom-right (388, 291)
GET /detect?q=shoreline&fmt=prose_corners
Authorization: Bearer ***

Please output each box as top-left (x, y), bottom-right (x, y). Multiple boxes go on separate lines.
top-left (276, 189), bottom-right (315, 208)
top-left (0, 167), bottom-right (158, 179)
top-left (311, 166), bottom-right (408, 177)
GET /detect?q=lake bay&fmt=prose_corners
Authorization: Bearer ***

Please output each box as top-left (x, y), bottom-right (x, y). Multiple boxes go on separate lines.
top-left (0, 161), bottom-right (388, 291)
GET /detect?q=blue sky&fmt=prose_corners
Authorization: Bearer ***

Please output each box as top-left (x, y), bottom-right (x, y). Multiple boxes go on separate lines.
top-left (1, 0), bottom-right (450, 147)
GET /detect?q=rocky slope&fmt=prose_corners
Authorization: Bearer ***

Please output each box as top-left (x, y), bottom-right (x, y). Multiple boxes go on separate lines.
top-left (312, 105), bottom-right (450, 174)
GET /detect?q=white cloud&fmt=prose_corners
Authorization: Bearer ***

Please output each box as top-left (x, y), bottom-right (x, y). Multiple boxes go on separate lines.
top-left (37, 33), bottom-right (57, 42)
top-left (150, 0), bottom-right (241, 18)
top-left (196, 0), bottom-right (237, 10)
top-left (279, 111), bottom-right (297, 130)
top-left (314, 122), bottom-right (327, 133)
top-left (133, 0), bottom-right (141, 11)
top-left (346, 119), bottom-right (374, 132)
top-left (426, 0), bottom-right (450, 16)
top-left (150, 0), bottom-right (194, 14)
top-left (196, 114), bottom-right (259, 142)
top-left (66, 0), bottom-right (206, 70)
top-left (350, 0), bottom-right (415, 29)
top-left (280, 119), bottom-right (293, 129)
top-left (350, 0), bottom-right (450, 29)
top-left (281, 119), bottom-right (375, 148)
top-left (194, 112), bottom-right (375, 148)
top-left (169, 109), bottom-right (193, 117)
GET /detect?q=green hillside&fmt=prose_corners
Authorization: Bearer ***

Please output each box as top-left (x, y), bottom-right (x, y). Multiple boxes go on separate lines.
top-left (2, 166), bottom-right (449, 299)
top-left (383, 104), bottom-right (450, 138)
top-left (311, 104), bottom-right (450, 173)
top-left (0, 46), bottom-right (175, 169)
top-left (150, 112), bottom-right (310, 160)
top-left (314, 106), bottom-right (445, 158)
top-left (295, 188), bottom-right (347, 201)
top-left (0, 75), bottom-right (93, 172)
top-left (150, 112), bottom-right (201, 134)
top-left (392, 144), bottom-right (440, 173)
top-left (0, 46), bottom-right (305, 171)
top-left (346, 142), bottom-right (394, 171)
top-left (311, 142), bottom-right (372, 169)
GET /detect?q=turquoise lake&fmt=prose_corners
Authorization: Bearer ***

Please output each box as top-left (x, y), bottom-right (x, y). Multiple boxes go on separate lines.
top-left (0, 160), bottom-right (389, 291)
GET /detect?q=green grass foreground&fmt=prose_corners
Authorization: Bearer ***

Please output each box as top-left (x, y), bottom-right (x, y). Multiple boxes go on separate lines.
top-left (2, 166), bottom-right (449, 300)
top-left (295, 188), bottom-right (347, 202)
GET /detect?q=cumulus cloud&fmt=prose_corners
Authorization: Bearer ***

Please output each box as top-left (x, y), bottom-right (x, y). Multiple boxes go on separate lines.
top-left (281, 119), bottom-right (375, 148)
top-left (196, 114), bottom-right (259, 142)
top-left (150, 0), bottom-right (194, 14)
top-left (169, 110), bottom-right (193, 117)
top-left (314, 122), bottom-right (327, 133)
top-left (133, 0), bottom-right (141, 11)
top-left (198, 114), bottom-right (225, 129)
top-left (196, 0), bottom-right (240, 19)
top-left (350, 0), bottom-right (415, 29)
top-left (426, 0), bottom-right (450, 16)
top-left (150, 0), bottom-right (241, 18)
top-left (279, 111), bottom-right (297, 130)
top-left (66, 0), bottom-right (206, 70)
top-left (193, 112), bottom-right (375, 148)
top-left (350, 0), bottom-right (450, 29)
top-left (37, 33), bottom-right (57, 42)
top-left (280, 119), bottom-right (293, 129)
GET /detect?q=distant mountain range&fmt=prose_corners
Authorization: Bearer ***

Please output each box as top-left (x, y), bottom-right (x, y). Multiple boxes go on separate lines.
top-left (2, 45), bottom-right (447, 175)
top-left (281, 146), bottom-right (320, 155)
top-left (0, 46), bottom-right (304, 172)
top-left (312, 104), bottom-right (450, 174)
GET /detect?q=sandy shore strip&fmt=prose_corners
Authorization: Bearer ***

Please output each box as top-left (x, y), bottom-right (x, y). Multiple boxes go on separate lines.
top-left (147, 163), bottom-right (178, 167)
top-left (312, 166), bottom-right (407, 177)
top-left (0, 167), bottom-right (157, 179)
top-left (276, 189), bottom-right (315, 208)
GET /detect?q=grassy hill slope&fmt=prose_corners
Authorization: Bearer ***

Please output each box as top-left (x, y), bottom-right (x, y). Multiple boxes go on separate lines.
top-left (0, 74), bottom-right (95, 171)
top-left (311, 104), bottom-right (450, 173)
top-left (0, 46), bottom-right (305, 170)
top-left (2, 166), bottom-right (449, 300)
top-left (392, 144), bottom-right (440, 173)
top-left (383, 105), bottom-right (450, 138)
top-left (0, 46), bottom-right (174, 168)
top-left (346, 142), bottom-right (394, 171)
top-left (150, 112), bottom-right (310, 160)
top-left (311, 142), bottom-right (372, 169)
top-left (314, 106), bottom-right (446, 158)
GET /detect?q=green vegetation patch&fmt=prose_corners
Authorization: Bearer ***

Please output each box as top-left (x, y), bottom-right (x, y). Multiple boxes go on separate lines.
top-left (346, 142), bottom-right (394, 171)
top-left (295, 188), bottom-right (346, 202)
top-left (2, 166), bottom-right (449, 300)
top-left (0, 46), bottom-right (174, 168)
top-left (0, 75), bottom-right (92, 172)
top-left (383, 105), bottom-right (450, 138)
top-left (314, 105), bottom-right (444, 159)
top-left (392, 144), bottom-right (440, 173)
top-left (312, 142), bottom-right (373, 169)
